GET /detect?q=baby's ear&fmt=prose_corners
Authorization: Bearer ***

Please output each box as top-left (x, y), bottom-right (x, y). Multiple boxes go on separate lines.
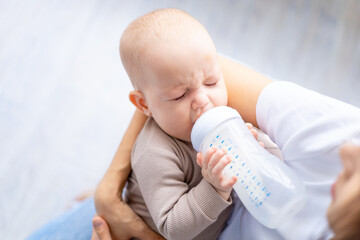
top-left (129, 90), bottom-right (152, 116)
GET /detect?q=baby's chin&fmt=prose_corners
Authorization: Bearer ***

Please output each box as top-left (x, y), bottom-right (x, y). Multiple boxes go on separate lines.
top-left (171, 131), bottom-right (191, 143)
top-left (176, 135), bottom-right (191, 143)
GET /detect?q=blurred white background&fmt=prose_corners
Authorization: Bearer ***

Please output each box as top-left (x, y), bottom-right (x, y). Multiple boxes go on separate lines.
top-left (0, 0), bottom-right (359, 239)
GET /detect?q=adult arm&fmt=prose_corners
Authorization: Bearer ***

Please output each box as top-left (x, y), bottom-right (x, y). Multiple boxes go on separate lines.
top-left (94, 110), bottom-right (164, 240)
top-left (256, 82), bottom-right (360, 161)
top-left (219, 55), bottom-right (272, 127)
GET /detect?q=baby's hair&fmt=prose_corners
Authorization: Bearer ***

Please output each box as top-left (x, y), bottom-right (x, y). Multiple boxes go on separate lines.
top-left (119, 8), bottom-right (210, 90)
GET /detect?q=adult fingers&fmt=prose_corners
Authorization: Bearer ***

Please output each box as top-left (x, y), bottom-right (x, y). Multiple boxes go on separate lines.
top-left (246, 122), bottom-right (259, 140)
top-left (250, 128), bottom-right (258, 140)
top-left (92, 216), bottom-right (112, 240)
top-left (91, 228), bottom-right (99, 240)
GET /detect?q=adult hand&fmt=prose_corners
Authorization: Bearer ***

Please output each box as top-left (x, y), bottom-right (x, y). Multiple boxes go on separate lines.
top-left (93, 183), bottom-right (165, 240)
top-left (246, 123), bottom-right (264, 147)
top-left (91, 212), bottom-right (165, 240)
top-left (91, 215), bottom-right (111, 240)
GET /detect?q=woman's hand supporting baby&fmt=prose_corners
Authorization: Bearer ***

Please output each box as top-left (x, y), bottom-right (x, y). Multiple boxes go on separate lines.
top-left (94, 176), bottom-right (165, 240)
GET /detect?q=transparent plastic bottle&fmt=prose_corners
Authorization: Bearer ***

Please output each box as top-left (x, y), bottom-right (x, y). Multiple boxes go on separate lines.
top-left (191, 106), bottom-right (307, 228)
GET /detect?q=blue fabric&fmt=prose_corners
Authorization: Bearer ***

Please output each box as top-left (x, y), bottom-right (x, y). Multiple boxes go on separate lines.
top-left (26, 198), bottom-right (95, 240)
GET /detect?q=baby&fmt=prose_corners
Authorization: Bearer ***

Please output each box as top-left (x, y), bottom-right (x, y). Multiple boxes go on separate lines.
top-left (121, 8), bottom-right (237, 240)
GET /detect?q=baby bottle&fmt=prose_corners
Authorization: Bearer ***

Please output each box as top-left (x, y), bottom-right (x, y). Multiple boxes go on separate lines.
top-left (191, 106), bottom-right (307, 228)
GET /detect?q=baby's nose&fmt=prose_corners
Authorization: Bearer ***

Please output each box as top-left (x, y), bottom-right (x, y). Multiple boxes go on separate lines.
top-left (192, 91), bottom-right (209, 110)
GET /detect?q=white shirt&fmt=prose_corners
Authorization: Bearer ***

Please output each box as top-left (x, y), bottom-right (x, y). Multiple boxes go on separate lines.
top-left (219, 81), bottom-right (360, 240)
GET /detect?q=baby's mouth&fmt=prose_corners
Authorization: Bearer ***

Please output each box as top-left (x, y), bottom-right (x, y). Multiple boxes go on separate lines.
top-left (192, 106), bottom-right (212, 124)
top-left (193, 114), bottom-right (202, 124)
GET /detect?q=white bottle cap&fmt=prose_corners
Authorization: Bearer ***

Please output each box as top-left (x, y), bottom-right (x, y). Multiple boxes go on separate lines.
top-left (191, 106), bottom-right (240, 151)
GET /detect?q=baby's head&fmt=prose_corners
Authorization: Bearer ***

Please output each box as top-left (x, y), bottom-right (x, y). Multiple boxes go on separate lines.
top-left (120, 8), bottom-right (227, 142)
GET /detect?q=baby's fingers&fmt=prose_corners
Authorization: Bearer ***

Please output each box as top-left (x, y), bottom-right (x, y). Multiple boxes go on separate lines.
top-left (212, 155), bottom-right (232, 176)
top-left (196, 152), bottom-right (202, 167)
top-left (208, 148), bottom-right (226, 170)
top-left (220, 176), bottom-right (238, 189)
top-left (202, 147), bottom-right (216, 169)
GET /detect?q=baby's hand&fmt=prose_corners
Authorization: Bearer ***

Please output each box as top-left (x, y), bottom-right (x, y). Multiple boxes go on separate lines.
top-left (196, 147), bottom-right (237, 200)
top-left (246, 123), bottom-right (265, 148)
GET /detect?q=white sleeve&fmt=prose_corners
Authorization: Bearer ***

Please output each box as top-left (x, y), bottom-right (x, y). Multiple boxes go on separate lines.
top-left (256, 81), bottom-right (360, 162)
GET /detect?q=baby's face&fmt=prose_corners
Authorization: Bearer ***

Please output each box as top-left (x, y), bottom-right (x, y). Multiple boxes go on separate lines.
top-left (142, 39), bottom-right (227, 142)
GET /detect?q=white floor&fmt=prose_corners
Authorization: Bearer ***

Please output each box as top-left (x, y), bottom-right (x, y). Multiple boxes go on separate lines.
top-left (1, 0), bottom-right (359, 239)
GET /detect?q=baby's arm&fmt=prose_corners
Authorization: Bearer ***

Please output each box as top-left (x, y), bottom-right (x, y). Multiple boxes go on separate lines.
top-left (133, 146), bottom-right (232, 240)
